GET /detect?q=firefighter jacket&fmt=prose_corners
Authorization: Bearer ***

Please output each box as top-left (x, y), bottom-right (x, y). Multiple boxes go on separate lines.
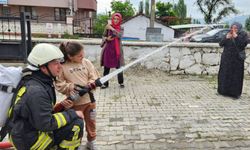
top-left (10, 70), bottom-right (80, 148)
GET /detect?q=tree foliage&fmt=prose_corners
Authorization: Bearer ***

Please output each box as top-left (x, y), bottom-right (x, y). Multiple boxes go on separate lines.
top-left (245, 16), bottom-right (250, 32)
top-left (195, 0), bottom-right (238, 24)
top-left (93, 14), bottom-right (109, 35)
top-left (224, 23), bottom-right (230, 28)
top-left (156, 1), bottom-right (176, 18)
top-left (174, 0), bottom-right (187, 19)
top-left (111, 0), bottom-right (135, 19)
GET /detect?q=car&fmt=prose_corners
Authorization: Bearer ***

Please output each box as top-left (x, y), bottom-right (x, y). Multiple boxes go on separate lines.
top-left (190, 28), bottom-right (230, 43)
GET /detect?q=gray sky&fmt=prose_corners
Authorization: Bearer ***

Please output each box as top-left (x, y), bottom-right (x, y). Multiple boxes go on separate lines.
top-left (97, 0), bottom-right (250, 19)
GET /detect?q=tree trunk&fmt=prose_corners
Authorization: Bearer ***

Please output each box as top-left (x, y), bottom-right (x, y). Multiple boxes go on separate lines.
top-left (150, 0), bottom-right (155, 27)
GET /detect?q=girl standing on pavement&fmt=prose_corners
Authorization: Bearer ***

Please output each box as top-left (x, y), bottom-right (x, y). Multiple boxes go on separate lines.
top-left (56, 41), bottom-right (100, 150)
top-left (100, 12), bottom-right (125, 89)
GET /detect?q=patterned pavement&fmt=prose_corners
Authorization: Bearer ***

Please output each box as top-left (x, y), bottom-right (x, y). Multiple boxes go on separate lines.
top-left (73, 67), bottom-right (250, 150)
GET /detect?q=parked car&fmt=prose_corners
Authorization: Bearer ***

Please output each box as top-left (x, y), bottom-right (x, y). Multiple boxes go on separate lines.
top-left (190, 28), bottom-right (230, 43)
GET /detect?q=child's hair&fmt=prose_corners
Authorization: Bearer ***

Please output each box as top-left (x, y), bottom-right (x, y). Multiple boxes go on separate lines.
top-left (59, 41), bottom-right (83, 61)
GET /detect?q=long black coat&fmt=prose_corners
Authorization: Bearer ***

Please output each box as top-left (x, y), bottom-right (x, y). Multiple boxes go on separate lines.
top-left (217, 31), bottom-right (248, 98)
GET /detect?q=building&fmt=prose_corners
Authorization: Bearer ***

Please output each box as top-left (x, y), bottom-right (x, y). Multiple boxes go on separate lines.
top-left (0, 0), bottom-right (97, 35)
top-left (121, 14), bottom-right (174, 41)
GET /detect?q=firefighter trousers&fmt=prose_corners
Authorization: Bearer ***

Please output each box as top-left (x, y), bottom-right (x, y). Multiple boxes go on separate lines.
top-left (11, 118), bottom-right (84, 150)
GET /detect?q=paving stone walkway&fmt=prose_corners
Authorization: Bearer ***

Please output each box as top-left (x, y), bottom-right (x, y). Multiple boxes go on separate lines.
top-left (69, 67), bottom-right (250, 150)
top-left (2, 64), bottom-right (250, 150)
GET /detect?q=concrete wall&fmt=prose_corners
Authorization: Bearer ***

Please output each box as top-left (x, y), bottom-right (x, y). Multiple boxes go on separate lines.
top-left (33, 39), bottom-right (250, 75)
top-left (0, 21), bottom-right (73, 35)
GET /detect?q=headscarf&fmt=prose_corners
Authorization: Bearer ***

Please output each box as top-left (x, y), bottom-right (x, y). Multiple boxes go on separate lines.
top-left (231, 22), bottom-right (242, 32)
top-left (111, 13), bottom-right (122, 32)
top-left (111, 13), bottom-right (122, 60)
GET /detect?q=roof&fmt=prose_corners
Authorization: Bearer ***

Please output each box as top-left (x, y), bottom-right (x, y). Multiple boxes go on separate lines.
top-left (170, 24), bottom-right (225, 29)
top-left (122, 13), bottom-right (173, 29)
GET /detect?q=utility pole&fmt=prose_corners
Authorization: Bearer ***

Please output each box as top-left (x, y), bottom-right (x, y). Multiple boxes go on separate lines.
top-left (69, 0), bottom-right (73, 16)
top-left (150, 0), bottom-right (155, 27)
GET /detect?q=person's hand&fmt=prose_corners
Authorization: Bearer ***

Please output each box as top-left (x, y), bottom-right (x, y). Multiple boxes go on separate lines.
top-left (60, 99), bottom-right (74, 110)
top-left (94, 78), bottom-right (102, 87)
top-left (226, 33), bottom-right (232, 39)
top-left (74, 84), bottom-right (90, 96)
top-left (106, 36), bottom-right (114, 41)
top-left (106, 24), bottom-right (115, 31)
top-left (75, 110), bottom-right (84, 119)
top-left (232, 32), bottom-right (238, 38)
top-left (226, 32), bottom-right (233, 39)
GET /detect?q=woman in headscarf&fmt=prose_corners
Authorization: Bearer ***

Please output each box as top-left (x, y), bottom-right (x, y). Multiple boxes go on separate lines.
top-left (100, 13), bottom-right (125, 89)
top-left (217, 22), bottom-right (248, 99)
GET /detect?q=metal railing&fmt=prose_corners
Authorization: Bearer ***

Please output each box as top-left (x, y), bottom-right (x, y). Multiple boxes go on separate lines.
top-left (0, 12), bottom-right (32, 62)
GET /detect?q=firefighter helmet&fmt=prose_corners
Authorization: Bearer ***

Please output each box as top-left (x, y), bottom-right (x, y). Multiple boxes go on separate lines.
top-left (28, 43), bottom-right (63, 68)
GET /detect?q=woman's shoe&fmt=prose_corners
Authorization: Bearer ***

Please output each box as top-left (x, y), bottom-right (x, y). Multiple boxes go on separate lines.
top-left (120, 84), bottom-right (125, 88)
top-left (232, 95), bottom-right (240, 100)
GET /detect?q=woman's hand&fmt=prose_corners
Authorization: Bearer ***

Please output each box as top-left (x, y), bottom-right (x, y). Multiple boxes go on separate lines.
top-left (226, 33), bottom-right (232, 39)
top-left (232, 32), bottom-right (238, 38)
top-left (106, 36), bottom-right (114, 41)
top-left (61, 99), bottom-right (74, 110)
top-left (106, 24), bottom-right (115, 31)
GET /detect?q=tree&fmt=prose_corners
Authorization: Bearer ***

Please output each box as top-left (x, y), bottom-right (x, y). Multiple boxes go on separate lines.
top-left (93, 14), bottom-right (109, 35)
top-left (245, 16), bottom-right (250, 32)
top-left (224, 22), bottom-right (230, 28)
top-left (192, 19), bottom-right (201, 24)
top-left (156, 1), bottom-right (176, 18)
top-left (145, 0), bottom-right (150, 16)
top-left (111, 0), bottom-right (135, 19)
top-left (139, 0), bottom-right (144, 14)
top-left (196, 0), bottom-right (238, 24)
top-left (174, 0), bottom-right (187, 19)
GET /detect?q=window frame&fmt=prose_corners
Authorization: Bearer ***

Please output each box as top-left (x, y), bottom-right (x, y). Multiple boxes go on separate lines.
top-left (54, 8), bottom-right (66, 21)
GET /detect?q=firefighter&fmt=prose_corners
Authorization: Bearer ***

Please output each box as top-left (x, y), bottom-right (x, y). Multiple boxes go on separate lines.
top-left (9, 43), bottom-right (84, 150)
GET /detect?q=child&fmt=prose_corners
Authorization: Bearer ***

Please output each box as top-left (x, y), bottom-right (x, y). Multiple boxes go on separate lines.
top-left (56, 41), bottom-right (99, 150)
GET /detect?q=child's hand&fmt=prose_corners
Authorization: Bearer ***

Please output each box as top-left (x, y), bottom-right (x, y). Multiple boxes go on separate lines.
top-left (61, 99), bottom-right (74, 110)
top-left (75, 110), bottom-right (84, 119)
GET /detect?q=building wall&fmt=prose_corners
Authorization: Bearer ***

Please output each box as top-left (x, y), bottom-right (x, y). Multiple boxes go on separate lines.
top-left (8, 0), bottom-right (69, 8)
top-left (122, 15), bottom-right (174, 41)
top-left (1, 0), bottom-right (97, 34)
top-left (77, 0), bottom-right (96, 10)
top-left (8, 0), bottom-right (97, 10)
top-left (0, 5), bottom-right (61, 22)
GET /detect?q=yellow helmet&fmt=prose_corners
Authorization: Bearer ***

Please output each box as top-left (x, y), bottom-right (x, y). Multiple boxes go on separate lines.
top-left (28, 43), bottom-right (63, 68)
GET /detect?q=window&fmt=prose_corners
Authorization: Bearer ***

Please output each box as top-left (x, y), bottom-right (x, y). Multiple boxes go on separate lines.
top-left (19, 6), bottom-right (37, 19)
top-left (2, 6), bottom-right (10, 16)
top-left (83, 11), bottom-right (89, 18)
top-left (54, 8), bottom-right (66, 21)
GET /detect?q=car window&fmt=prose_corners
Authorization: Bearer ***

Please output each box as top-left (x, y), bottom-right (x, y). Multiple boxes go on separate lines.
top-left (217, 30), bottom-right (229, 38)
top-left (206, 29), bottom-right (220, 36)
